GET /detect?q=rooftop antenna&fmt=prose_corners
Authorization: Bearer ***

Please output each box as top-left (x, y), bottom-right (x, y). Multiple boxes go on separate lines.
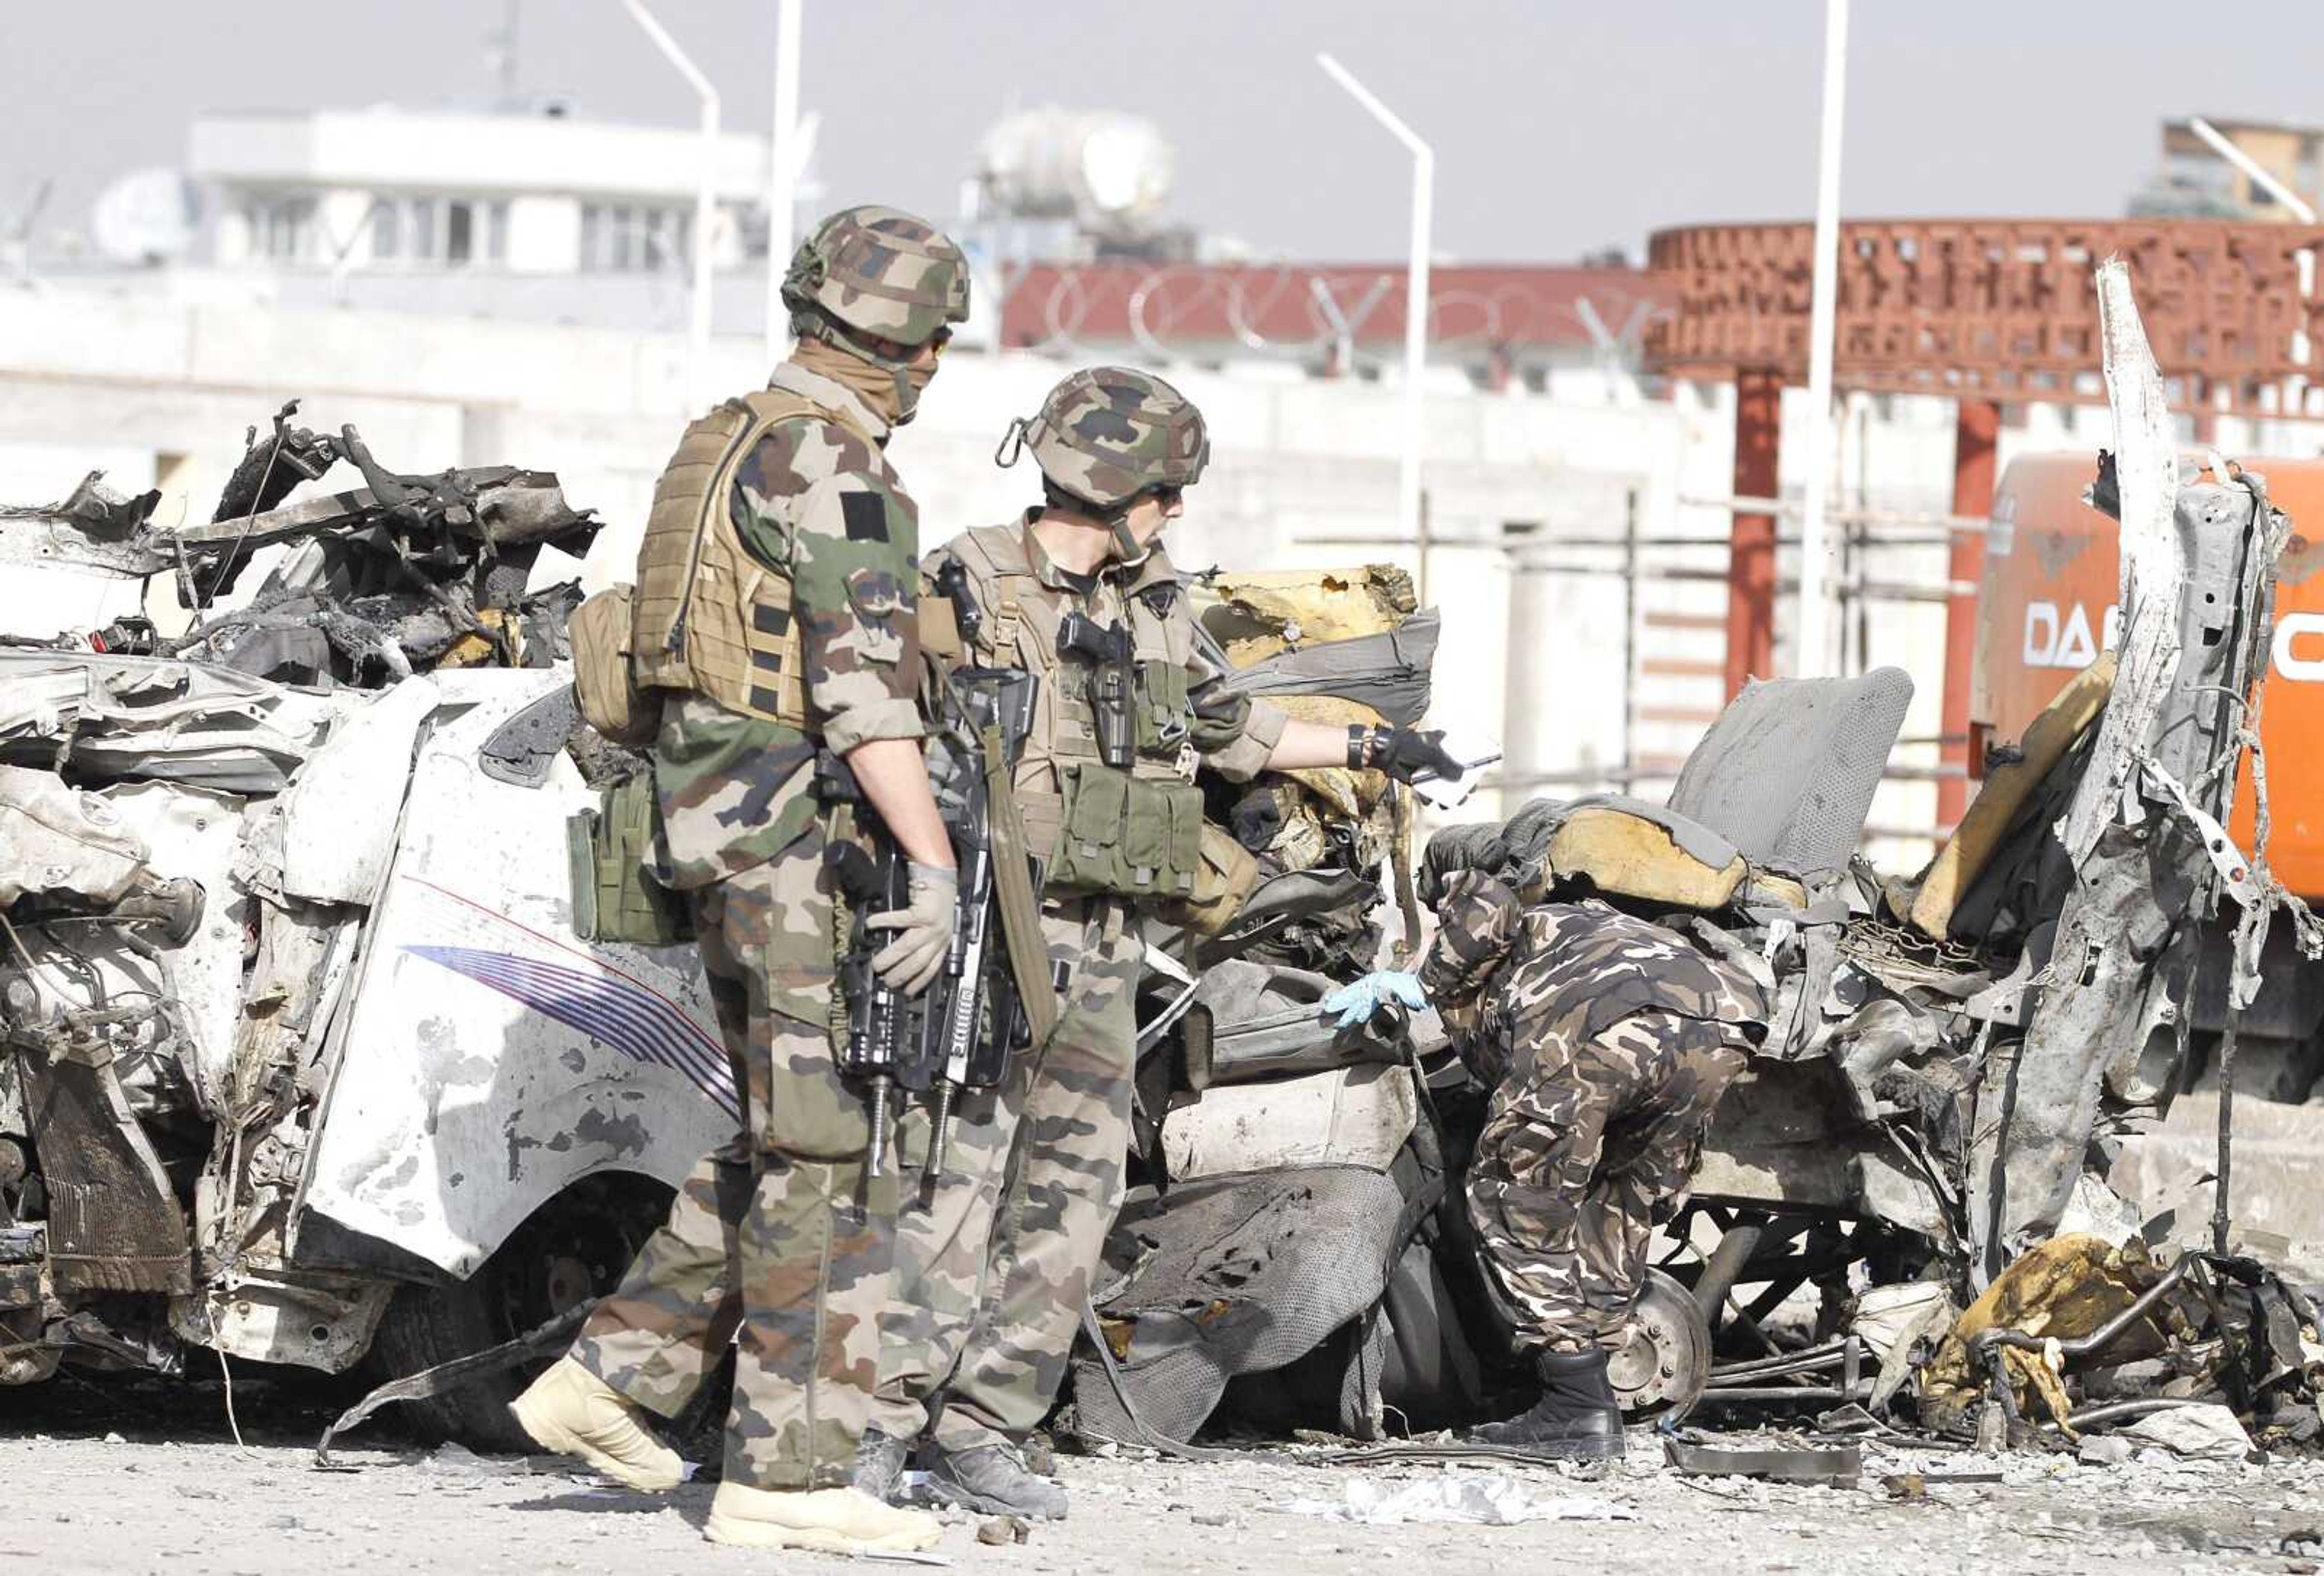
top-left (5, 178), bottom-right (53, 284)
top-left (487, 0), bottom-right (521, 107)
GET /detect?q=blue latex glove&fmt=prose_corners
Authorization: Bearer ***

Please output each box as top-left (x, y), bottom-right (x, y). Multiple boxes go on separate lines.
top-left (1323, 970), bottom-right (1428, 1029)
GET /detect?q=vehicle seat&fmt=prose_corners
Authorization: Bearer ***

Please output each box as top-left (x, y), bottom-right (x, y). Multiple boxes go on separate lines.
top-left (1667, 666), bottom-right (1916, 882)
top-left (1533, 668), bottom-right (1915, 910)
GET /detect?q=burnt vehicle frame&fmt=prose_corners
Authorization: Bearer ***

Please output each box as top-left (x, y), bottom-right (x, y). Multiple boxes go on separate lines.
top-left (1072, 263), bottom-right (2320, 1453)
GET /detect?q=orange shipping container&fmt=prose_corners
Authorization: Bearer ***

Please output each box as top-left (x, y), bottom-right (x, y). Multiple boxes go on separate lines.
top-left (1976, 451), bottom-right (2324, 899)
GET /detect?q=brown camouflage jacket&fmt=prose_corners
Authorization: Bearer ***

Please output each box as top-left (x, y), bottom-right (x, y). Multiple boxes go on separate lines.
top-left (926, 512), bottom-right (1287, 787)
top-left (654, 358), bottom-right (926, 888)
top-left (1418, 871), bottom-right (1767, 1086)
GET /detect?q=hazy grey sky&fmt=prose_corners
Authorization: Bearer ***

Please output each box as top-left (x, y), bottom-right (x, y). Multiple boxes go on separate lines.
top-left (4, 2), bottom-right (2320, 261)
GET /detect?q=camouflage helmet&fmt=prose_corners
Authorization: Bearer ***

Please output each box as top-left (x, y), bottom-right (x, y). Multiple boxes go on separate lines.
top-left (1002, 366), bottom-right (1210, 511)
top-left (781, 205), bottom-right (970, 361)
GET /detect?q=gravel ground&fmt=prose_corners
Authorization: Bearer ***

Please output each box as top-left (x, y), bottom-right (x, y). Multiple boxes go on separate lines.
top-left (6, 1377), bottom-right (2322, 1575)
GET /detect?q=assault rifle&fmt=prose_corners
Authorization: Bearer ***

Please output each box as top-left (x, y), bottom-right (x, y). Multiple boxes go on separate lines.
top-left (821, 666), bottom-right (1051, 1182)
top-left (821, 759), bottom-right (922, 1178)
top-left (920, 666), bottom-right (1043, 1182)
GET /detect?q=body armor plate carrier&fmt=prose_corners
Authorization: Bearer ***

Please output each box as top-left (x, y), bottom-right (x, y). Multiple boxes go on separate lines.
top-left (630, 389), bottom-right (875, 727)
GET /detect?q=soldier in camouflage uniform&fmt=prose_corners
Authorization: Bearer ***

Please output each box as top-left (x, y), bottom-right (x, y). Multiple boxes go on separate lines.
top-left (1332, 865), bottom-right (1765, 1458)
top-left (859, 367), bottom-right (1459, 1517)
top-left (511, 205), bottom-right (970, 1555)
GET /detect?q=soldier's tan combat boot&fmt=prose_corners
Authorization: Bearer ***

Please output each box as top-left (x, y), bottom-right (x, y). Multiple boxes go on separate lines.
top-left (704, 1483), bottom-right (942, 1553)
top-left (507, 1356), bottom-right (685, 1491)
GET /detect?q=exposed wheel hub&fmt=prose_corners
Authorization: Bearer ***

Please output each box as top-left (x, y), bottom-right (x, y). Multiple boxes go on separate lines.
top-left (1607, 1267), bottom-right (1712, 1416)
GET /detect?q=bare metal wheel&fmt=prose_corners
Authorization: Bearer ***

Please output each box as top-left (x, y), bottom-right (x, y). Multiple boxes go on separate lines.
top-left (1608, 1268), bottom-right (1712, 1418)
top-left (367, 1173), bottom-right (669, 1451)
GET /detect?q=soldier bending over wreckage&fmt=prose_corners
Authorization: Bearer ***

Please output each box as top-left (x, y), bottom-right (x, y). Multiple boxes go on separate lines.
top-left (1331, 862), bottom-right (1766, 1458)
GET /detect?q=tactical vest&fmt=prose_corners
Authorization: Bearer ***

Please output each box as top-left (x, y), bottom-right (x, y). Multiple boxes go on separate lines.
top-left (945, 520), bottom-right (1204, 898)
top-left (631, 390), bottom-right (876, 727)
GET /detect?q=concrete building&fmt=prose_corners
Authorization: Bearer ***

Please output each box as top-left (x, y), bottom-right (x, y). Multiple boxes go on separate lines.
top-left (19, 107), bottom-right (2256, 867)
top-left (6, 271), bottom-right (2159, 868)
top-left (174, 105), bottom-right (775, 333)
top-left (2132, 116), bottom-right (2324, 220)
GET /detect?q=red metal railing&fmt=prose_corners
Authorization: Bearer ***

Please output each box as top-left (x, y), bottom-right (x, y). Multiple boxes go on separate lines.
top-left (1647, 218), bottom-right (2324, 411)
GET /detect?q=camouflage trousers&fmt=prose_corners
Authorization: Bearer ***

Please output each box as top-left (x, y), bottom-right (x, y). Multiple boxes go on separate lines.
top-left (571, 825), bottom-right (898, 1491)
top-left (1466, 1010), bottom-right (1746, 1355)
top-left (868, 899), bottom-right (1139, 1453)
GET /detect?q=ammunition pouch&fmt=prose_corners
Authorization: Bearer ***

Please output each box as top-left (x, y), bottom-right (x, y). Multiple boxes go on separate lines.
top-left (1164, 819), bottom-right (1262, 936)
top-left (567, 773), bottom-right (693, 946)
top-left (1045, 762), bottom-right (1204, 900)
top-left (1134, 659), bottom-right (1192, 752)
top-left (568, 583), bottom-right (658, 748)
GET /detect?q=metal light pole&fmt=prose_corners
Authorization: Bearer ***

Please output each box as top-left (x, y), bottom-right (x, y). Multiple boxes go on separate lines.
top-left (1796, 0), bottom-right (1850, 677)
top-left (766, 0), bottom-right (804, 366)
top-left (1316, 53), bottom-right (1434, 547)
top-left (2187, 117), bottom-right (2318, 222)
top-left (623, 0), bottom-right (719, 409)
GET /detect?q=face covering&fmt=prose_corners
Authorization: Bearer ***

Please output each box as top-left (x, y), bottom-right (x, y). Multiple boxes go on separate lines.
top-left (791, 334), bottom-right (919, 427)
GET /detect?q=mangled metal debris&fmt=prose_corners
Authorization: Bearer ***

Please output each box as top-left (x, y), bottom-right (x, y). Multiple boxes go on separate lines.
top-left (1071, 262), bottom-right (2322, 1462)
top-left (2, 399), bottom-right (597, 687)
top-left (2, 268), bottom-right (2319, 1480)
top-left (0, 405), bottom-right (706, 1443)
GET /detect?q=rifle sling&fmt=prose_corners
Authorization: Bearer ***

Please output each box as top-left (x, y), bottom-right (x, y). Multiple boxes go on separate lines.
top-left (982, 719), bottom-right (1061, 1046)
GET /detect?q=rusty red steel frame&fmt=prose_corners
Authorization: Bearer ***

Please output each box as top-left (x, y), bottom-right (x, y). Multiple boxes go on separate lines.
top-left (1647, 218), bottom-right (2324, 408)
top-left (1645, 218), bottom-right (2324, 814)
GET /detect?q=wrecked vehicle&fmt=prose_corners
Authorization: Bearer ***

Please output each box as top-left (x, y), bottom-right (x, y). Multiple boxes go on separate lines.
top-left (0, 414), bottom-right (1440, 1452)
top-left (0, 410), bottom-right (732, 1443)
top-left (6, 271), bottom-right (2316, 1468)
top-left (1071, 265), bottom-right (2324, 1457)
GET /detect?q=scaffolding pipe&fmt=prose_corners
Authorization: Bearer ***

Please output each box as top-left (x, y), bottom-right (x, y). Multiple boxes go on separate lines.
top-left (1681, 494), bottom-right (1994, 534)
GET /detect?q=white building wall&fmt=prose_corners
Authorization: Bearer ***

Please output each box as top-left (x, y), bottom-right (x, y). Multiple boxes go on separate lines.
top-left (191, 111), bottom-right (769, 205)
top-left (2, 283), bottom-right (2148, 861)
top-left (507, 195), bottom-right (583, 274)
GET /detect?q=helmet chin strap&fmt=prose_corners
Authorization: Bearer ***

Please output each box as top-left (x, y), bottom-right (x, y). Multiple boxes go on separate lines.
top-left (1106, 515), bottom-right (1152, 570)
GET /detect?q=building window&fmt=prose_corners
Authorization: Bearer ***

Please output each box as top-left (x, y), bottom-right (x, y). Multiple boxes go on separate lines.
top-left (411, 197), bottom-right (441, 262)
top-left (370, 199), bottom-right (401, 260)
top-left (366, 196), bottom-right (510, 269)
top-left (245, 195), bottom-right (318, 263)
top-left (2162, 150), bottom-right (2236, 199)
top-left (580, 202), bottom-right (694, 272)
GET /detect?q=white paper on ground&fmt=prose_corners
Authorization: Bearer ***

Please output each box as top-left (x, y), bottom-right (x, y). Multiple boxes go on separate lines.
top-left (2119, 1404), bottom-right (2254, 1462)
top-left (1279, 1473), bottom-right (1631, 1526)
top-left (1410, 727), bottom-right (1503, 810)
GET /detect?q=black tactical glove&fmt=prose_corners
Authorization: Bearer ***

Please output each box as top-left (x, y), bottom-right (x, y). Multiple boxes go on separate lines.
top-left (1347, 724), bottom-right (1464, 785)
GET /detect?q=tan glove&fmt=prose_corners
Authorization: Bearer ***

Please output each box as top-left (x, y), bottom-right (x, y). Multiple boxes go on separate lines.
top-left (867, 862), bottom-right (957, 996)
